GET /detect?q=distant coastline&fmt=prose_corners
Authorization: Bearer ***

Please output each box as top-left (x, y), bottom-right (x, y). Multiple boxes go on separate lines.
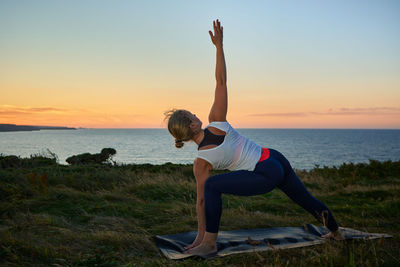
top-left (0, 123), bottom-right (76, 132)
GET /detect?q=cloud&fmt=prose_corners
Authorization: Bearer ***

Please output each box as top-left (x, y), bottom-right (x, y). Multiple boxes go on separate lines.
top-left (0, 105), bottom-right (143, 119)
top-left (28, 107), bottom-right (67, 112)
top-left (316, 107), bottom-right (400, 116)
top-left (250, 112), bottom-right (308, 117)
top-left (0, 105), bottom-right (69, 116)
top-left (249, 107), bottom-right (400, 117)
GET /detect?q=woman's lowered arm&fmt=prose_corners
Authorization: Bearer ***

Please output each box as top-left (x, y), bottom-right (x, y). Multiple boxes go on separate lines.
top-left (208, 19), bottom-right (227, 122)
top-left (184, 158), bottom-right (211, 251)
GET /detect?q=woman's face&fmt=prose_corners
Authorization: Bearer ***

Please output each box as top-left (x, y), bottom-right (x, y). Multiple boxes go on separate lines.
top-left (188, 111), bottom-right (202, 131)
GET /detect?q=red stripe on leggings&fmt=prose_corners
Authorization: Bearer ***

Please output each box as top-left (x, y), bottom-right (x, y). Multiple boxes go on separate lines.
top-left (258, 147), bottom-right (270, 162)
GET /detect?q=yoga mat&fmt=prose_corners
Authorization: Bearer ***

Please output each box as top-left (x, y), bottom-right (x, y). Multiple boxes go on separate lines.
top-left (155, 224), bottom-right (391, 259)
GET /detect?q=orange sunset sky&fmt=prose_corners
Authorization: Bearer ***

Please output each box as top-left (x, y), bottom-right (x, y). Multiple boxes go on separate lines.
top-left (1, 0), bottom-right (399, 128)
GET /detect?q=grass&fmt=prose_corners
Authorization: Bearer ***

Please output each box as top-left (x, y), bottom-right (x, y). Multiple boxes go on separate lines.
top-left (0, 154), bottom-right (399, 266)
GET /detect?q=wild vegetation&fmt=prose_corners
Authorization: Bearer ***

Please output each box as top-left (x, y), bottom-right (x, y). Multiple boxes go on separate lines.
top-left (0, 151), bottom-right (399, 266)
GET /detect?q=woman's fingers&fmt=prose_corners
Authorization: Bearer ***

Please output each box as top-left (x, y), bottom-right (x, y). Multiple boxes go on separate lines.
top-left (183, 248), bottom-right (193, 254)
top-left (210, 19), bottom-right (223, 44)
top-left (209, 30), bottom-right (214, 42)
top-left (212, 19), bottom-right (222, 34)
top-left (185, 243), bottom-right (194, 249)
top-left (184, 245), bottom-right (194, 251)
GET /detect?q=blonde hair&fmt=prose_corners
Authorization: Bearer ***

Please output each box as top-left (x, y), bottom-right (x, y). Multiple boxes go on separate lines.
top-left (164, 109), bottom-right (194, 148)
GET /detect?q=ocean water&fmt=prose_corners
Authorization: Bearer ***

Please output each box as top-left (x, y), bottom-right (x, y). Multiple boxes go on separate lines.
top-left (0, 128), bottom-right (399, 170)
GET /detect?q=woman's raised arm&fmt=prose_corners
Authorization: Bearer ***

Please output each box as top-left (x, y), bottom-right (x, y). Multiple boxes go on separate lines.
top-left (208, 19), bottom-right (227, 122)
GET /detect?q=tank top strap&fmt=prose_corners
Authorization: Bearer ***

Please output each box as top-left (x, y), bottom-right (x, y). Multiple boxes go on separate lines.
top-left (208, 121), bottom-right (230, 133)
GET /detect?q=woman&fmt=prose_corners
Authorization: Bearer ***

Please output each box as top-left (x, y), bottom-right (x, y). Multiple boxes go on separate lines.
top-left (164, 20), bottom-right (342, 256)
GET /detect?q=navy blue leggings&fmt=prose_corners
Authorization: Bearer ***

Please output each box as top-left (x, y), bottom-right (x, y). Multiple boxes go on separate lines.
top-left (204, 148), bottom-right (339, 233)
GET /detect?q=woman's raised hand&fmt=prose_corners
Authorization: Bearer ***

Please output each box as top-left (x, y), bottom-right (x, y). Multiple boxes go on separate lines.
top-left (209, 19), bottom-right (223, 47)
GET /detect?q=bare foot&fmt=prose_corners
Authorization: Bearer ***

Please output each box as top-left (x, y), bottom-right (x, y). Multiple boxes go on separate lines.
top-left (322, 230), bottom-right (344, 240)
top-left (183, 243), bottom-right (217, 256)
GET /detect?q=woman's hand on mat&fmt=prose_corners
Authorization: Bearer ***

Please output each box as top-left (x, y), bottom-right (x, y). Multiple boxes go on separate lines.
top-left (184, 234), bottom-right (203, 251)
top-left (209, 19), bottom-right (223, 47)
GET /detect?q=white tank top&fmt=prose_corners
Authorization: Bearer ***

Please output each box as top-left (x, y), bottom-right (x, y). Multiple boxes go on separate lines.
top-left (196, 121), bottom-right (262, 171)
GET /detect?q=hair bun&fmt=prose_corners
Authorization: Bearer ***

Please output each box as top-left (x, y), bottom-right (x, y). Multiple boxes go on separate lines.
top-left (175, 139), bottom-right (184, 148)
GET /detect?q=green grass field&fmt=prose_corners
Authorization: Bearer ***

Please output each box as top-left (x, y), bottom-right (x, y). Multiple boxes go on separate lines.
top-left (0, 154), bottom-right (399, 266)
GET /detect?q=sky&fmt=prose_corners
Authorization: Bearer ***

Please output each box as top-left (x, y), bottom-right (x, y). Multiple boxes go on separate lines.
top-left (0, 0), bottom-right (399, 128)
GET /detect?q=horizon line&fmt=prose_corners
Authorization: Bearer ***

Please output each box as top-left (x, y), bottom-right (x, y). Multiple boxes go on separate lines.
top-left (2, 123), bottom-right (399, 130)
top-left (78, 127), bottom-right (400, 130)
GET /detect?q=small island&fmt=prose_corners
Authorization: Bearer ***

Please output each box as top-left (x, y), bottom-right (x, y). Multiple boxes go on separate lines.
top-left (0, 123), bottom-right (76, 132)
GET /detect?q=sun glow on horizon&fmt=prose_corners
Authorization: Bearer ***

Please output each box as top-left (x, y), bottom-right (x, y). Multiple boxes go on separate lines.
top-left (1, 1), bottom-right (399, 129)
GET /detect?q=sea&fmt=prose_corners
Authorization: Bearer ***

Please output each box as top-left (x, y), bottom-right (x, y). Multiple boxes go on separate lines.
top-left (1, 128), bottom-right (399, 170)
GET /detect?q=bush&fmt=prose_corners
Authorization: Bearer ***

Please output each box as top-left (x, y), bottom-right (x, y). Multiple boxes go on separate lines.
top-left (66, 148), bottom-right (117, 165)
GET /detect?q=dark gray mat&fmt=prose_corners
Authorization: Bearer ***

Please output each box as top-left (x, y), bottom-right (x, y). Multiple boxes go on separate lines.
top-left (155, 224), bottom-right (391, 259)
